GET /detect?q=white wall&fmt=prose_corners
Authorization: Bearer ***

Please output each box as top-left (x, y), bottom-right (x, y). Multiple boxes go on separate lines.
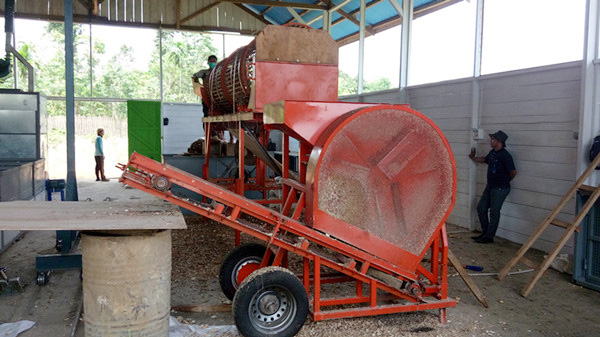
top-left (354, 61), bottom-right (582, 253)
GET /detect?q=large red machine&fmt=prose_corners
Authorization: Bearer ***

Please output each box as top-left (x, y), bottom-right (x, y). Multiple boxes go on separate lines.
top-left (120, 25), bottom-right (456, 337)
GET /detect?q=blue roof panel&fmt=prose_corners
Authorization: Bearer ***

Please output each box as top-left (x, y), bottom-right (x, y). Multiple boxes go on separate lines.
top-left (246, 0), bottom-right (456, 43)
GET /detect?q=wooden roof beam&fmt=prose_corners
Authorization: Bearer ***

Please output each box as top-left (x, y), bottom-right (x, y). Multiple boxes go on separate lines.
top-left (324, 0), bottom-right (375, 35)
top-left (222, 0), bottom-right (327, 10)
top-left (260, 0), bottom-right (283, 16)
top-left (235, 3), bottom-right (273, 25)
top-left (284, 0), bottom-right (325, 25)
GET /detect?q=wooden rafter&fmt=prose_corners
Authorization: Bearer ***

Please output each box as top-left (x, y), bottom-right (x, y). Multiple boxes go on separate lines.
top-left (260, 0), bottom-right (282, 16)
top-left (330, 0), bottom-right (380, 29)
top-left (221, 0), bottom-right (327, 10)
top-left (235, 3), bottom-right (273, 25)
top-left (324, 0), bottom-right (375, 35)
top-left (285, 0), bottom-right (323, 24)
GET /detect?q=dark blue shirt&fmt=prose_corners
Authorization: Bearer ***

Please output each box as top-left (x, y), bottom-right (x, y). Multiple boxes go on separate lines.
top-left (485, 148), bottom-right (515, 188)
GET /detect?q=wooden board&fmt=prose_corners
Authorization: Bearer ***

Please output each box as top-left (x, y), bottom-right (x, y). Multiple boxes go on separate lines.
top-left (255, 25), bottom-right (338, 65)
top-left (0, 201), bottom-right (186, 230)
top-left (448, 248), bottom-right (489, 308)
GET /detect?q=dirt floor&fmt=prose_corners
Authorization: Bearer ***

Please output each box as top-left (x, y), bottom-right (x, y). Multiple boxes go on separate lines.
top-left (1, 178), bottom-right (599, 336)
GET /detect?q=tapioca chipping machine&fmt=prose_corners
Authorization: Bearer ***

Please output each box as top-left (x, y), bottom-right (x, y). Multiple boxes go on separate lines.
top-left (118, 24), bottom-right (457, 337)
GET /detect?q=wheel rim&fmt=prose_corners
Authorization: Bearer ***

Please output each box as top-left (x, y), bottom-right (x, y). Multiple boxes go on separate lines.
top-left (248, 285), bottom-right (297, 334)
top-left (232, 258), bottom-right (261, 290)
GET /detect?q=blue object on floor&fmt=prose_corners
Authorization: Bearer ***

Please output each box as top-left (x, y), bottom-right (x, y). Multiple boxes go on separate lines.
top-left (45, 179), bottom-right (65, 201)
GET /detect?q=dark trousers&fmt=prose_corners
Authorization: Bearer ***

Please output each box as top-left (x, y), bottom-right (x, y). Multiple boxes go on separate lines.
top-left (477, 185), bottom-right (511, 239)
top-left (94, 156), bottom-right (105, 179)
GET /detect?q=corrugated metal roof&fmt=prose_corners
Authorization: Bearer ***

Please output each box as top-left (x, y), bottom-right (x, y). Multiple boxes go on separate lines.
top-left (241, 0), bottom-right (462, 44)
top-left (0, 0), bottom-right (462, 45)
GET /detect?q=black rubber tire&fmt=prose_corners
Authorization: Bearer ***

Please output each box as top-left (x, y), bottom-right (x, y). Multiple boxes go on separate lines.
top-left (219, 243), bottom-right (270, 301)
top-left (233, 266), bottom-right (308, 337)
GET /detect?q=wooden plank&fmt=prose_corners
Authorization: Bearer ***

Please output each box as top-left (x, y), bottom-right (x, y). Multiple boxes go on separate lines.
top-left (498, 153), bottom-right (600, 282)
top-left (0, 201), bottom-right (186, 230)
top-left (550, 218), bottom-right (580, 233)
top-left (579, 184), bottom-right (596, 194)
top-left (255, 25), bottom-right (337, 65)
top-left (521, 182), bottom-right (600, 297)
top-left (447, 249), bottom-right (488, 308)
top-left (519, 256), bottom-right (538, 269)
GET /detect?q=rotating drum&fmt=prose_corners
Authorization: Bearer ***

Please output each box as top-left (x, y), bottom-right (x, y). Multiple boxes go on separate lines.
top-left (307, 105), bottom-right (456, 271)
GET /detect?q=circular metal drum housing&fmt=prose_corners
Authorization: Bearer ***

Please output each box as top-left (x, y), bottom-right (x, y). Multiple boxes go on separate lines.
top-left (306, 105), bottom-right (456, 271)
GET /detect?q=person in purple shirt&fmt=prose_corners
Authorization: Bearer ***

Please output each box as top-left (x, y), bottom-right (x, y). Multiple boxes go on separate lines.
top-left (469, 130), bottom-right (517, 243)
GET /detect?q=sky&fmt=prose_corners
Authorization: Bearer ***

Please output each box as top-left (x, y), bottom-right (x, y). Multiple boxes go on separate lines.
top-left (1, 0), bottom-right (588, 88)
top-left (338, 0), bottom-right (586, 86)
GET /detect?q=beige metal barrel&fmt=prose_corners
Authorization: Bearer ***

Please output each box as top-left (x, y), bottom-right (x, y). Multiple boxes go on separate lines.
top-left (82, 230), bottom-right (171, 336)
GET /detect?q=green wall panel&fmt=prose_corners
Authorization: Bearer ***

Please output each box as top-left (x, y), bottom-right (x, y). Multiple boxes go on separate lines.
top-left (127, 100), bottom-right (162, 162)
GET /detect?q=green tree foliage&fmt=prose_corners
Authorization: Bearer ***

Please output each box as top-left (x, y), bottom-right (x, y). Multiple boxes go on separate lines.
top-left (338, 70), bottom-right (393, 96)
top-left (7, 21), bottom-right (392, 117)
top-left (338, 70), bottom-right (358, 96)
top-left (6, 22), bottom-right (217, 117)
top-left (156, 30), bottom-right (218, 103)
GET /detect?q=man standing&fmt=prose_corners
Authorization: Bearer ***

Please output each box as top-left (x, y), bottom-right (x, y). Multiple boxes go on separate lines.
top-left (192, 55), bottom-right (218, 117)
top-left (469, 130), bottom-right (517, 243)
top-left (95, 128), bottom-right (109, 182)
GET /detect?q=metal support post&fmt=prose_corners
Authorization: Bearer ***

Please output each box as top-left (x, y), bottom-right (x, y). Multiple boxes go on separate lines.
top-left (357, 0), bottom-right (366, 95)
top-left (65, 0), bottom-right (78, 201)
top-left (578, 0), bottom-right (600, 186)
top-left (469, 0), bottom-right (485, 229)
top-left (399, 0), bottom-right (413, 102)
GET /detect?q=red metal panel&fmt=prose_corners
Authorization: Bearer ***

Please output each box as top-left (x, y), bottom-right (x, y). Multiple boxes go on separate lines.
top-left (254, 62), bottom-right (339, 111)
top-left (309, 105), bottom-right (456, 271)
top-left (267, 101), bottom-right (382, 145)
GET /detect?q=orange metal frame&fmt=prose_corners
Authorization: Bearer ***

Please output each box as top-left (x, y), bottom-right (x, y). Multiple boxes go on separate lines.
top-left (118, 152), bottom-right (455, 322)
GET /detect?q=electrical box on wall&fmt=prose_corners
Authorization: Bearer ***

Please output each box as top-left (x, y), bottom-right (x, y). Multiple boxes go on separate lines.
top-left (472, 128), bottom-right (485, 140)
